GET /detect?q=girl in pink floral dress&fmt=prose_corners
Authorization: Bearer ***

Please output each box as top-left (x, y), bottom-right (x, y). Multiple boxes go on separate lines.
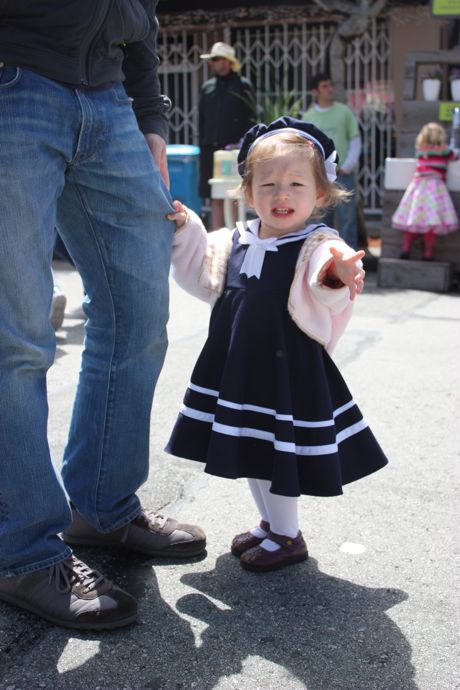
top-left (392, 122), bottom-right (459, 260)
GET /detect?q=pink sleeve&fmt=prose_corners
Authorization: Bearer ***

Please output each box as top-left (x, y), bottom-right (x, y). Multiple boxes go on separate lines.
top-left (288, 239), bottom-right (358, 353)
top-left (171, 210), bottom-right (212, 302)
top-left (171, 211), bottom-right (232, 303)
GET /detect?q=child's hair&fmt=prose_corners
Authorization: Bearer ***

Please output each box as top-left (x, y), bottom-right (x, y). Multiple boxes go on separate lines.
top-left (239, 131), bottom-right (351, 218)
top-left (416, 122), bottom-right (447, 150)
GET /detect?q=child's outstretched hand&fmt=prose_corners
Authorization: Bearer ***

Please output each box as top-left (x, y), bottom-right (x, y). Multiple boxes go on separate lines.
top-left (166, 200), bottom-right (188, 230)
top-left (327, 245), bottom-right (366, 300)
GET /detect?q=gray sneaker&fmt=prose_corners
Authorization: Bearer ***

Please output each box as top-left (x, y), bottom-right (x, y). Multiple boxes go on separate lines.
top-left (0, 557), bottom-right (137, 630)
top-left (63, 507), bottom-right (206, 558)
top-left (50, 287), bottom-right (67, 331)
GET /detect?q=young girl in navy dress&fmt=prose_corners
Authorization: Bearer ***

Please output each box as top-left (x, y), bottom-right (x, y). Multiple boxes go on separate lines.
top-left (392, 122), bottom-right (459, 260)
top-left (166, 116), bottom-right (388, 572)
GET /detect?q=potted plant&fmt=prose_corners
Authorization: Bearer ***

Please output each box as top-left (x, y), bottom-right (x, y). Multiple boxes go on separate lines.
top-left (449, 67), bottom-right (460, 101)
top-left (235, 89), bottom-right (303, 125)
top-left (422, 65), bottom-right (442, 101)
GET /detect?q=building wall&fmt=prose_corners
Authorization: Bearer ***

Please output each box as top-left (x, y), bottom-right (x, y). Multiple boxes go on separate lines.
top-left (388, 6), bottom-right (445, 143)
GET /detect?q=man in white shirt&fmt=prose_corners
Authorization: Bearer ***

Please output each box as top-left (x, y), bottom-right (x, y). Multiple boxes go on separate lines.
top-left (303, 73), bottom-right (361, 248)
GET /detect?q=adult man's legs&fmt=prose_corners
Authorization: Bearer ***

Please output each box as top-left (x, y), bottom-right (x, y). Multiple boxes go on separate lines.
top-left (335, 172), bottom-right (359, 249)
top-left (56, 84), bottom-right (205, 555)
top-left (56, 84), bottom-right (173, 529)
top-left (0, 67), bottom-right (74, 575)
top-left (0, 67), bottom-right (137, 629)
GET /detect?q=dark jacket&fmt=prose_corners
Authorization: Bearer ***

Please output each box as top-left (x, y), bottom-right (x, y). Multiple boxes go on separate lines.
top-left (0, 0), bottom-right (169, 138)
top-left (199, 72), bottom-right (255, 148)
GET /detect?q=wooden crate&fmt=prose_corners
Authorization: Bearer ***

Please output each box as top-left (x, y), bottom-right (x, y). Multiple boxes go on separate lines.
top-left (382, 190), bottom-right (460, 273)
top-left (378, 258), bottom-right (453, 292)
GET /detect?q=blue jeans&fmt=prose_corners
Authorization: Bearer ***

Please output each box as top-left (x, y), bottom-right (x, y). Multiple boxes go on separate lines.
top-left (0, 67), bottom-right (175, 576)
top-left (324, 172), bottom-right (358, 249)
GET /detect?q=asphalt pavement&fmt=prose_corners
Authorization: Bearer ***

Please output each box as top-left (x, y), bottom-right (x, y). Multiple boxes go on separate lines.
top-left (0, 257), bottom-right (458, 690)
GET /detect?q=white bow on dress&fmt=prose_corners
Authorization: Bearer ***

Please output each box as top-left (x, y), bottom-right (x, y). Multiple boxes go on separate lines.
top-left (237, 219), bottom-right (328, 279)
top-left (238, 227), bottom-right (279, 279)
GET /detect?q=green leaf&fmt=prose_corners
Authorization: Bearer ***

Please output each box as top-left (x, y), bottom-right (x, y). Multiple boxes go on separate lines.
top-left (233, 90), bottom-right (303, 124)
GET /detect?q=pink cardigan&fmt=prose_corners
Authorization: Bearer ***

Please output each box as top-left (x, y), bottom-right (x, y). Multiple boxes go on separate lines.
top-left (171, 211), bottom-right (360, 354)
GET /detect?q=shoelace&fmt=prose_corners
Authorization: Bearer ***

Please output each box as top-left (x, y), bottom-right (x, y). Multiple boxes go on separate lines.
top-left (49, 557), bottom-right (106, 594)
top-left (141, 509), bottom-right (168, 530)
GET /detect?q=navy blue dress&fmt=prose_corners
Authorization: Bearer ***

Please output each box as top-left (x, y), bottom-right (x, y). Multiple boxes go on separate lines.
top-left (166, 230), bottom-right (388, 497)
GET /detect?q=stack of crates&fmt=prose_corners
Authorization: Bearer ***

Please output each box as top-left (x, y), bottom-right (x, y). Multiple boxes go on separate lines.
top-left (166, 144), bottom-right (201, 214)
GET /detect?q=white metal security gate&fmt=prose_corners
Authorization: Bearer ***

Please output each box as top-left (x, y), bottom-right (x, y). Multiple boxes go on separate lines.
top-left (157, 18), bottom-right (394, 213)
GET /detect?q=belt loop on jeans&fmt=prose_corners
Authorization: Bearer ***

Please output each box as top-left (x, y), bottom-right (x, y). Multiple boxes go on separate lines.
top-left (76, 81), bottom-right (117, 92)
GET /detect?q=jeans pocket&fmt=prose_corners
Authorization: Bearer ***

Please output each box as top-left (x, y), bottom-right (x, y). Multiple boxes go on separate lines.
top-left (111, 83), bottom-right (133, 105)
top-left (0, 65), bottom-right (22, 89)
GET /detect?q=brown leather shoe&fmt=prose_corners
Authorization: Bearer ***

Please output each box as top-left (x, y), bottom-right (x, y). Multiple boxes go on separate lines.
top-left (231, 520), bottom-right (270, 556)
top-left (240, 531), bottom-right (308, 572)
top-left (0, 557), bottom-right (137, 630)
top-left (63, 507), bottom-right (206, 558)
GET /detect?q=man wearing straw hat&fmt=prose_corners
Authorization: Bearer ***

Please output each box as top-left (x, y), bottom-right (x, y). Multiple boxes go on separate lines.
top-left (199, 41), bottom-right (255, 229)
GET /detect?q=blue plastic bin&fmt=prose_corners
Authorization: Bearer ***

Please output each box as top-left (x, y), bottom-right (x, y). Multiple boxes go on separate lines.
top-left (166, 144), bottom-right (201, 214)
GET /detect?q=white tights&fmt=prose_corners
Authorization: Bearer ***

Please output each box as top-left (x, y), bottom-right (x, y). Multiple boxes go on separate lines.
top-left (247, 478), bottom-right (299, 550)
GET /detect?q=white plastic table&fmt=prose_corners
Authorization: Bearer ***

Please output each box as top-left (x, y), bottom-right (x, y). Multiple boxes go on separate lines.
top-left (209, 177), bottom-right (246, 228)
top-left (384, 157), bottom-right (460, 190)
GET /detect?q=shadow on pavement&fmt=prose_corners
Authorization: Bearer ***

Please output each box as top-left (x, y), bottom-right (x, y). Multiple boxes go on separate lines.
top-left (177, 554), bottom-right (417, 690)
top-left (0, 552), bottom-right (418, 690)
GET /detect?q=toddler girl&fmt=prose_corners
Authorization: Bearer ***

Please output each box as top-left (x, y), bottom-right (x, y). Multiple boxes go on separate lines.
top-left (392, 121), bottom-right (459, 260)
top-left (166, 116), bottom-right (388, 572)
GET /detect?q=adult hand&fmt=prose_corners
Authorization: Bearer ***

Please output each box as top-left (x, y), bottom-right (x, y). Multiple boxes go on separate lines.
top-left (144, 133), bottom-right (170, 188)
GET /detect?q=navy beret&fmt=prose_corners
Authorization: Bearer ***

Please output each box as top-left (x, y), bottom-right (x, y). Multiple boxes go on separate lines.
top-left (237, 115), bottom-right (338, 176)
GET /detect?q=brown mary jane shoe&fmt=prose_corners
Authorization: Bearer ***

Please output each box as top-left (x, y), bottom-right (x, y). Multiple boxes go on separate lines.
top-left (230, 520), bottom-right (270, 557)
top-left (240, 530), bottom-right (308, 572)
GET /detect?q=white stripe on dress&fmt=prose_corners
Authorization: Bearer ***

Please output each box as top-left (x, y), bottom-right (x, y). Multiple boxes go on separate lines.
top-left (211, 422), bottom-right (338, 455)
top-left (217, 398), bottom-right (334, 427)
top-left (180, 404), bottom-right (215, 423)
top-left (186, 386), bottom-right (355, 427)
top-left (336, 419), bottom-right (369, 443)
top-left (333, 399), bottom-right (356, 417)
top-left (188, 382), bottom-right (219, 397)
top-left (179, 405), bottom-right (369, 455)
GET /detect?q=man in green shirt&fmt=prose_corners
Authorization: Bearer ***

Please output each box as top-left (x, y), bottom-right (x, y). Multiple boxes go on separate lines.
top-left (303, 73), bottom-right (361, 248)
